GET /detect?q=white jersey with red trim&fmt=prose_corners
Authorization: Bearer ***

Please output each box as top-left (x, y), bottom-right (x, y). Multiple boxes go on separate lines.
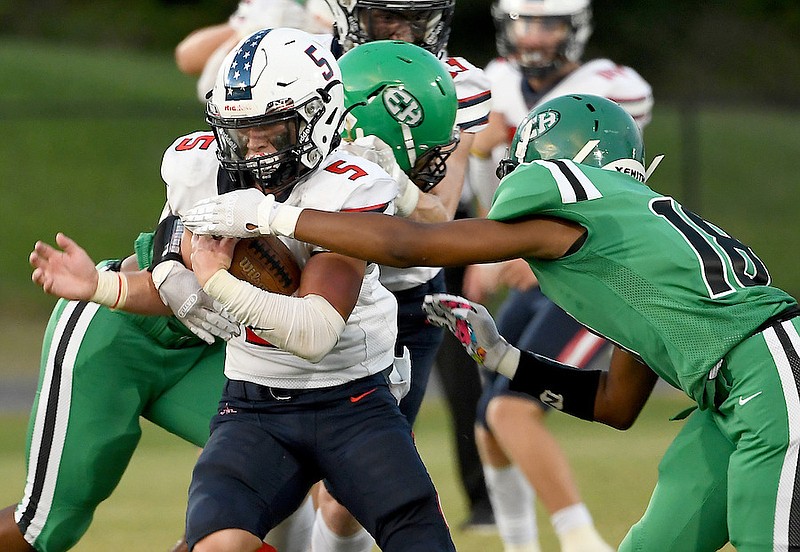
top-left (441, 54), bottom-right (492, 134)
top-left (160, 131), bottom-right (399, 389)
top-left (486, 57), bottom-right (653, 138)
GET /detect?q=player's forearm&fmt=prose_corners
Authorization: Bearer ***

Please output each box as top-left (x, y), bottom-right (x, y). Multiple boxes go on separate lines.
top-left (507, 350), bottom-right (602, 421)
top-left (504, 347), bottom-right (658, 429)
top-left (293, 211), bottom-right (513, 268)
top-left (203, 270), bottom-right (344, 362)
top-left (292, 210), bottom-right (571, 267)
top-left (592, 348), bottom-right (659, 429)
top-left (113, 269), bottom-right (171, 316)
top-left (175, 24), bottom-right (237, 75)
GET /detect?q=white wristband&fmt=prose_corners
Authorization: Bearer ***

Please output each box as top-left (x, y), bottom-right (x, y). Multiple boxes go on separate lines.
top-left (496, 346), bottom-right (521, 379)
top-left (394, 174), bottom-right (421, 218)
top-left (262, 200), bottom-right (304, 238)
top-left (90, 270), bottom-right (128, 309)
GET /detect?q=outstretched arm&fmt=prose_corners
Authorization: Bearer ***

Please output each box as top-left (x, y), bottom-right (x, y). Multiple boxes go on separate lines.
top-left (183, 190), bottom-right (586, 265)
top-left (292, 210), bottom-right (584, 267)
top-left (29, 233), bottom-right (163, 310)
top-left (31, 232), bottom-right (239, 343)
top-left (30, 233), bottom-right (170, 314)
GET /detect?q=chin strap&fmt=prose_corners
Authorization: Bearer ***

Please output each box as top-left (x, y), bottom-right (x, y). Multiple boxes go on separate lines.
top-left (572, 140), bottom-right (600, 163)
top-left (645, 154), bottom-right (665, 181)
top-left (574, 139), bottom-right (665, 183)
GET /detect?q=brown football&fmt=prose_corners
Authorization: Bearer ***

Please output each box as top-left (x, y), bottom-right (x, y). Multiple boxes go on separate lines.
top-left (229, 235), bottom-right (301, 295)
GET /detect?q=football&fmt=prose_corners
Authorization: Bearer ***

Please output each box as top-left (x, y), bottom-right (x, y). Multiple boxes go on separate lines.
top-left (229, 235), bottom-right (301, 295)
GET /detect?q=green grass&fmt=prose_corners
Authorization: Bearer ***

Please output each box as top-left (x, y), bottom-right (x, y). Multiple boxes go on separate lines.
top-left (1, 392), bottom-right (737, 551)
top-left (0, 37), bottom-right (202, 317)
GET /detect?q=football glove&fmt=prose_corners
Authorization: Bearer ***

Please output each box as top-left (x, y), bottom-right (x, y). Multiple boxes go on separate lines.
top-left (182, 189), bottom-right (265, 238)
top-left (183, 190), bottom-right (303, 239)
top-left (151, 260), bottom-right (240, 343)
top-left (423, 293), bottom-right (520, 378)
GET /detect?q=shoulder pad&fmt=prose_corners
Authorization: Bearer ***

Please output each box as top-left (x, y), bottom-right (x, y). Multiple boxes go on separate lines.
top-left (160, 131), bottom-right (222, 216)
top-left (548, 60), bottom-right (654, 128)
top-left (488, 161), bottom-right (570, 221)
top-left (290, 150), bottom-right (397, 214)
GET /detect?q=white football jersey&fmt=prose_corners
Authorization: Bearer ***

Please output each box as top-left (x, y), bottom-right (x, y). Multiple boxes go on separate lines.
top-left (474, 58), bottom-right (653, 201)
top-left (442, 54), bottom-right (492, 135)
top-left (160, 132), bottom-right (399, 388)
top-left (486, 57), bottom-right (653, 137)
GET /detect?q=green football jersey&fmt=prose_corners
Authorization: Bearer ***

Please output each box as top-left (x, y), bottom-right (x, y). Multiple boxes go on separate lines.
top-left (488, 160), bottom-right (796, 408)
top-left (112, 230), bottom-right (200, 348)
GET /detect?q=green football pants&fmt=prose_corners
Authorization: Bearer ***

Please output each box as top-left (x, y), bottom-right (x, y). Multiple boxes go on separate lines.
top-left (620, 317), bottom-right (800, 551)
top-left (15, 299), bottom-right (225, 552)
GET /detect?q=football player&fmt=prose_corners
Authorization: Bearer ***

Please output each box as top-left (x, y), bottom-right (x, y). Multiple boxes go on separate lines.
top-left (31, 28), bottom-right (456, 552)
top-left (4, 26), bottom-right (327, 552)
top-left (462, 0), bottom-right (652, 549)
top-left (303, 39), bottom-right (462, 552)
top-left (180, 0), bottom-right (494, 544)
top-left (185, 92), bottom-right (800, 552)
top-left (319, 0), bottom-right (497, 541)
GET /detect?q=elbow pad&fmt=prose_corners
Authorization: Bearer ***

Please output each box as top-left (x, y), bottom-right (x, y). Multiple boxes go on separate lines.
top-left (204, 270), bottom-right (345, 362)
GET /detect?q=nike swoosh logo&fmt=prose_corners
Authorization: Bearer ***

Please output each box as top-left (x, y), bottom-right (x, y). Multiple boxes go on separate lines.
top-left (738, 391), bottom-right (763, 406)
top-left (350, 388), bottom-right (378, 403)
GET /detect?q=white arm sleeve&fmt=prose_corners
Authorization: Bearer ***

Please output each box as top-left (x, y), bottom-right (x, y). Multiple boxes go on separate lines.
top-left (204, 270), bottom-right (346, 362)
top-left (468, 153), bottom-right (500, 212)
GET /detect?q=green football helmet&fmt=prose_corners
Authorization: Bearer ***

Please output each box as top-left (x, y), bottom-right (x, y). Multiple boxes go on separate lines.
top-left (338, 40), bottom-right (459, 191)
top-left (498, 94), bottom-right (648, 182)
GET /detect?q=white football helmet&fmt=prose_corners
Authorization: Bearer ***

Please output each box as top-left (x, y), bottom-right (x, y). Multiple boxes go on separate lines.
top-left (491, 0), bottom-right (592, 78)
top-left (206, 28), bottom-right (344, 198)
top-left (324, 0), bottom-right (455, 55)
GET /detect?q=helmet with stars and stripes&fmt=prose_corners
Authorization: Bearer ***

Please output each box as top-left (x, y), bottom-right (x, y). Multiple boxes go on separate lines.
top-left (206, 27), bottom-right (344, 199)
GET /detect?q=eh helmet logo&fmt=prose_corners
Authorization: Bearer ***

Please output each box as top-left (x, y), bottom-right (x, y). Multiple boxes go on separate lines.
top-left (383, 88), bottom-right (424, 127)
top-left (513, 109), bottom-right (560, 161)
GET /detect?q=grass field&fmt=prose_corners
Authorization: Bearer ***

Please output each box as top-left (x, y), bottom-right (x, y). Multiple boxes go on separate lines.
top-left (1, 391), bottom-right (726, 551)
top-left (0, 36), bottom-right (781, 552)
